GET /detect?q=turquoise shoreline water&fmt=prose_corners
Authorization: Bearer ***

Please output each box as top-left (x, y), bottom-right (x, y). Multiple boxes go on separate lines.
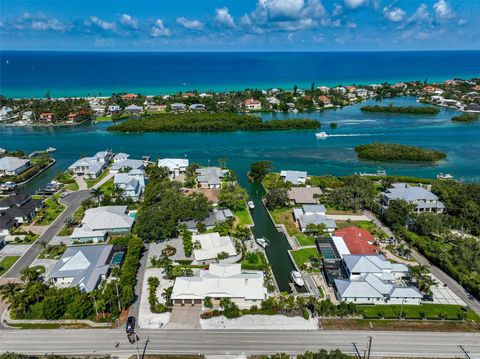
top-left (2, 50), bottom-right (480, 98)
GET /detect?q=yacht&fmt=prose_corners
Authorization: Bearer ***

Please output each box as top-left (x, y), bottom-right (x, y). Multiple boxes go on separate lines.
top-left (315, 132), bottom-right (328, 139)
top-left (290, 271), bottom-right (305, 287)
top-left (437, 173), bottom-right (454, 180)
top-left (255, 237), bottom-right (269, 249)
top-left (247, 201), bottom-right (255, 210)
top-left (46, 147), bottom-right (57, 153)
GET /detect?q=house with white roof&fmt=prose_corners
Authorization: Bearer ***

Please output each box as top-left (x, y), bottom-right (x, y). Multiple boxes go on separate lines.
top-left (124, 104), bottom-right (143, 114)
top-left (109, 159), bottom-right (145, 174)
top-left (69, 150), bottom-right (112, 179)
top-left (280, 170), bottom-right (308, 185)
top-left (171, 263), bottom-right (267, 309)
top-left (192, 232), bottom-right (237, 262)
top-left (113, 153), bottom-right (130, 163)
top-left (170, 103), bottom-right (187, 112)
top-left (0, 157), bottom-right (31, 177)
top-left (293, 204), bottom-right (336, 233)
top-left (243, 99), bottom-right (262, 111)
top-left (382, 183), bottom-right (445, 213)
top-left (180, 208), bottom-right (233, 232)
top-left (114, 169), bottom-right (145, 201)
top-left (47, 245), bottom-right (114, 292)
top-left (158, 158), bottom-right (189, 179)
top-left (196, 167), bottom-right (226, 188)
top-left (334, 254), bottom-right (422, 304)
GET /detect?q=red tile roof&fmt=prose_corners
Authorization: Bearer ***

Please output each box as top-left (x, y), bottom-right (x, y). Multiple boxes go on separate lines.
top-left (122, 93), bottom-right (138, 99)
top-left (334, 226), bottom-right (378, 255)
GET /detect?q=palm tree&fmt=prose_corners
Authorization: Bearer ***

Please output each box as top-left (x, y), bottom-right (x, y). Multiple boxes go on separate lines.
top-left (112, 186), bottom-right (124, 201)
top-left (63, 216), bottom-right (76, 228)
top-left (90, 188), bottom-right (102, 205)
top-left (0, 282), bottom-right (21, 303)
top-left (162, 286), bottom-right (173, 306)
top-left (20, 267), bottom-right (39, 283)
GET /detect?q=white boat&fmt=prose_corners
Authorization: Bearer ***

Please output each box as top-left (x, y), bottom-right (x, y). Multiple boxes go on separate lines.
top-left (315, 132), bottom-right (328, 139)
top-left (437, 173), bottom-right (454, 180)
top-left (290, 271), bottom-right (305, 287)
top-left (248, 201), bottom-right (255, 210)
top-left (46, 147), bottom-right (56, 152)
top-left (255, 237), bottom-right (269, 249)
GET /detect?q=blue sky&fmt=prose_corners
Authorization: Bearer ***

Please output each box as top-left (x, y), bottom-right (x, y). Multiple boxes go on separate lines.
top-left (1, 0), bottom-right (479, 51)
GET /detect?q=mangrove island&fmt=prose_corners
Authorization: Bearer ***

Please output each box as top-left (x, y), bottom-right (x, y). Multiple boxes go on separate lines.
top-left (451, 113), bottom-right (479, 122)
top-left (355, 143), bottom-right (447, 162)
top-left (360, 105), bottom-right (440, 114)
top-left (107, 113), bottom-right (320, 132)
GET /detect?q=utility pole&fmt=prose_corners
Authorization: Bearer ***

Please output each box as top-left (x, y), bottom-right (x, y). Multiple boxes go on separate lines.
top-left (458, 345), bottom-right (472, 359)
top-left (366, 336), bottom-right (373, 359)
top-left (399, 298), bottom-right (405, 320)
top-left (135, 334), bottom-right (141, 359)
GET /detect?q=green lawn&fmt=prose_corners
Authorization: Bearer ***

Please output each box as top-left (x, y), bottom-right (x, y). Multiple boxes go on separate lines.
top-left (0, 256), bottom-right (20, 276)
top-left (34, 195), bottom-right (65, 225)
top-left (290, 247), bottom-right (320, 269)
top-left (242, 251), bottom-right (269, 271)
top-left (261, 173), bottom-right (281, 191)
top-left (234, 207), bottom-right (253, 226)
top-left (10, 233), bottom-right (39, 245)
top-left (86, 167), bottom-right (110, 188)
top-left (100, 178), bottom-right (115, 196)
top-left (269, 207), bottom-right (316, 246)
top-left (360, 304), bottom-right (479, 321)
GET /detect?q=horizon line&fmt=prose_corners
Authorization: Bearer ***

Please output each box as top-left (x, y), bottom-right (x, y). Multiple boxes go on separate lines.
top-left (2, 49), bottom-right (480, 53)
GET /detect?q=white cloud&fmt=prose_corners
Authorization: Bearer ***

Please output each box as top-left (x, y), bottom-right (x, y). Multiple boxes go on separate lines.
top-left (120, 14), bottom-right (138, 29)
top-left (215, 7), bottom-right (236, 28)
top-left (409, 4), bottom-right (431, 24)
top-left (287, 32), bottom-right (294, 42)
top-left (346, 21), bottom-right (357, 29)
top-left (383, 6), bottom-right (406, 22)
top-left (458, 18), bottom-right (467, 26)
top-left (89, 16), bottom-right (116, 31)
top-left (31, 18), bottom-right (68, 31)
top-left (176, 17), bottom-right (203, 30)
top-left (150, 19), bottom-right (171, 37)
top-left (332, 3), bottom-right (343, 16)
top-left (344, 0), bottom-right (366, 10)
top-left (433, 0), bottom-right (454, 20)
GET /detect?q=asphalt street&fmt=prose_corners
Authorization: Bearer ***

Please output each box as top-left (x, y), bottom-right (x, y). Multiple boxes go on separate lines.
top-left (1, 328), bottom-right (480, 358)
top-left (2, 190), bottom-right (91, 280)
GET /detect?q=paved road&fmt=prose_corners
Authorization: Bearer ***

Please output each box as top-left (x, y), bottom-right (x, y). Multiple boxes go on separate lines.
top-left (1, 190), bottom-right (91, 280)
top-left (1, 328), bottom-right (479, 357)
top-left (364, 211), bottom-right (480, 314)
top-left (129, 243), bottom-right (149, 319)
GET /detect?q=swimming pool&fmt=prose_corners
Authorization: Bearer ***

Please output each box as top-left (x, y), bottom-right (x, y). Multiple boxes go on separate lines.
top-left (319, 247), bottom-right (337, 260)
top-left (128, 211), bottom-right (137, 219)
top-left (110, 252), bottom-right (124, 266)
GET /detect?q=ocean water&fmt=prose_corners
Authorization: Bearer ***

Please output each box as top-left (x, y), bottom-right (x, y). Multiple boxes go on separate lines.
top-left (1, 50), bottom-right (480, 98)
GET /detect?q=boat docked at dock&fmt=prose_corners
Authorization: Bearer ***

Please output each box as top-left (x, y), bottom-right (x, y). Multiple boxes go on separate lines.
top-left (248, 201), bottom-right (255, 210)
top-left (290, 271), bottom-right (305, 287)
top-left (255, 237), bottom-right (269, 249)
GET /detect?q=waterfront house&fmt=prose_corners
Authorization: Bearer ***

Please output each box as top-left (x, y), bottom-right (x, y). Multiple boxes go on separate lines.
top-left (108, 105), bottom-right (121, 113)
top-left (147, 104), bottom-right (167, 113)
top-left (171, 263), bottom-right (267, 309)
top-left (243, 99), bottom-right (262, 111)
top-left (170, 103), bottom-right (187, 112)
top-left (189, 104), bottom-right (206, 112)
top-left (91, 104), bottom-right (106, 116)
top-left (80, 205), bottom-right (134, 234)
top-left (0, 107), bottom-right (13, 121)
top-left (293, 204), bottom-right (336, 233)
top-left (287, 187), bottom-right (322, 205)
top-left (109, 159), bottom-right (145, 174)
top-left (113, 153), bottom-right (130, 163)
top-left (266, 97), bottom-right (280, 105)
top-left (355, 89), bottom-right (368, 97)
top-left (124, 104), bottom-right (143, 114)
top-left (22, 111), bottom-right (33, 121)
top-left (280, 170), bottom-right (307, 185)
top-left (180, 208), bottom-right (233, 232)
top-left (47, 245), bottom-right (114, 292)
top-left (192, 232), bottom-right (237, 262)
top-left (381, 183), bottom-right (445, 213)
top-left (196, 167), bottom-right (226, 189)
top-left (158, 158), bottom-right (189, 179)
top-left (333, 254), bottom-right (422, 305)
top-left (39, 112), bottom-right (54, 122)
top-left (122, 93), bottom-right (138, 99)
top-left (0, 157), bottom-right (31, 177)
top-left (333, 227), bottom-right (379, 256)
top-left (317, 96), bottom-right (331, 107)
top-left (114, 169), bottom-right (145, 201)
top-left (69, 150), bottom-right (112, 179)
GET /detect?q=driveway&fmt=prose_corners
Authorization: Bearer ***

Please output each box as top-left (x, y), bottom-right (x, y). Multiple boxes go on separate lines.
top-left (166, 305), bottom-right (202, 329)
top-left (1, 190), bottom-right (91, 280)
top-left (0, 244), bottom-right (31, 257)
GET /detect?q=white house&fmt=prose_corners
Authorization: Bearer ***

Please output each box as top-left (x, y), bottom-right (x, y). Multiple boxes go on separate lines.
top-left (114, 169), bottom-right (145, 201)
top-left (113, 153), bottom-right (130, 163)
top-left (170, 103), bottom-right (187, 112)
top-left (69, 150), bottom-right (112, 179)
top-left (280, 170), bottom-right (307, 185)
top-left (292, 205), bottom-right (336, 233)
top-left (171, 263), bottom-right (267, 309)
top-left (70, 227), bottom-right (107, 243)
top-left (196, 167), bottom-right (226, 189)
top-left (124, 104), bottom-right (143, 114)
top-left (80, 206), bottom-right (134, 233)
top-left (334, 254), bottom-right (422, 305)
top-left (109, 159), bottom-right (145, 174)
top-left (0, 157), bottom-right (31, 177)
top-left (382, 183), bottom-right (445, 213)
top-left (158, 158), bottom-right (189, 179)
top-left (192, 232), bottom-right (237, 262)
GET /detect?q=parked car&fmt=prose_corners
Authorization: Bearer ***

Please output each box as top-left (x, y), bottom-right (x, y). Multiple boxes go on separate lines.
top-left (126, 316), bottom-right (135, 334)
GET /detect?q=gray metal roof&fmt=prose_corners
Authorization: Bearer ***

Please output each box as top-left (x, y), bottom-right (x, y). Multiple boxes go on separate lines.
top-left (383, 183), bottom-right (439, 202)
top-left (0, 157), bottom-right (30, 172)
top-left (47, 245), bottom-right (113, 292)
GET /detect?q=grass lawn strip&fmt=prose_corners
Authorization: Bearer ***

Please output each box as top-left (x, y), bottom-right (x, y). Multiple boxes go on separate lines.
top-left (270, 207), bottom-right (316, 246)
top-left (86, 167), bottom-right (111, 188)
top-left (359, 304), bottom-right (479, 321)
top-left (290, 247), bottom-right (320, 268)
top-left (0, 256), bottom-right (21, 276)
top-left (34, 194), bottom-right (65, 225)
top-left (233, 207), bottom-right (253, 226)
